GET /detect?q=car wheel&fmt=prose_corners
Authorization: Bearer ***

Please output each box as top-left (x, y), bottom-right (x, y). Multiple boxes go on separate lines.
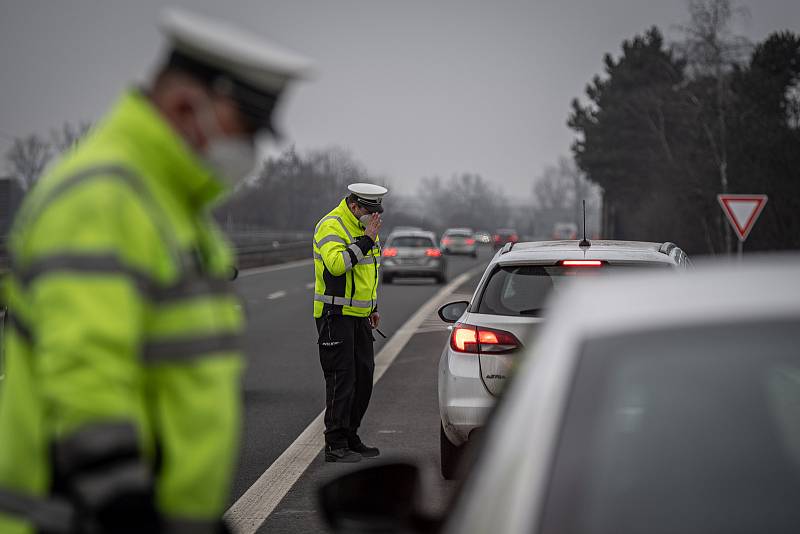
top-left (436, 273), bottom-right (447, 285)
top-left (440, 423), bottom-right (463, 480)
top-left (471, 251), bottom-right (477, 258)
top-left (382, 274), bottom-right (393, 284)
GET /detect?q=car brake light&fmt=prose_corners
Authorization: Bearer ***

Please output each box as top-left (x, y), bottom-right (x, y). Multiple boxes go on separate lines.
top-left (450, 323), bottom-right (521, 354)
top-left (493, 235), bottom-right (500, 242)
top-left (561, 260), bottom-right (602, 266)
top-left (425, 248), bottom-right (442, 257)
top-left (511, 235), bottom-right (518, 242)
top-left (383, 247), bottom-right (398, 257)
top-left (465, 238), bottom-right (475, 245)
top-left (441, 238), bottom-right (452, 245)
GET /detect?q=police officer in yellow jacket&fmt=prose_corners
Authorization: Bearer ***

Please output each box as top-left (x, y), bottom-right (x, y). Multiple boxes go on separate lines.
top-left (0, 8), bottom-right (310, 533)
top-left (313, 183), bottom-right (387, 462)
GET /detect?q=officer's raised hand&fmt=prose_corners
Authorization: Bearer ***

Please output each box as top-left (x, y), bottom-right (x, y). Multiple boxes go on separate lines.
top-left (365, 213), bottom-right (382, 241)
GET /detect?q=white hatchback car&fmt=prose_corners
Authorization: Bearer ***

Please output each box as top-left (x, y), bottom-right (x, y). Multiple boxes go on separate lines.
top-left (320, 256), bottom-right (800, 534)
top-left (436, 240), bottom-right (690, 478)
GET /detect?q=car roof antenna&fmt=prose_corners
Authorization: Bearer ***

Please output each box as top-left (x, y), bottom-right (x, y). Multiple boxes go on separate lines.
top-left (578, 199), bottom-right (591, 248)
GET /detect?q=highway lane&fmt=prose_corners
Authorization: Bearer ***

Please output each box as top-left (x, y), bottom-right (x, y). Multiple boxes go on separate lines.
top-left (231, 247), bottom-right (492, 504)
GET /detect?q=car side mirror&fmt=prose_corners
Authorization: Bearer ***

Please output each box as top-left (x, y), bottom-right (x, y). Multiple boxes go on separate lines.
top-left (438, 301), bottom-right (469, 323)
top-left (319, 462), bottom-right (438, 533)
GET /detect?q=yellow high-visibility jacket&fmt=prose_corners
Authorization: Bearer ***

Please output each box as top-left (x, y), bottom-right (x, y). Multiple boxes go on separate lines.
top-left (313, 199), bottom-right (381, 318)
top-left (0, 90), bottom-right (244, 533)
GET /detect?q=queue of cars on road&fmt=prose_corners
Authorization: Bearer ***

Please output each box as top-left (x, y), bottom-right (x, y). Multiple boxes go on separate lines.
top-left (381, 226), bottom-right (498, 283)
top-left (321, 239), bottom-right (800, 533)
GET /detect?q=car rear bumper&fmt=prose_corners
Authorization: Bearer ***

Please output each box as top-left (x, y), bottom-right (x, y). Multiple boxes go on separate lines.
top-left (443, 245), bottom-right (476, 254)
top-left (383, 258), bottom-right (445, 277)
top-left (438, 346), bottom-right (495, 447)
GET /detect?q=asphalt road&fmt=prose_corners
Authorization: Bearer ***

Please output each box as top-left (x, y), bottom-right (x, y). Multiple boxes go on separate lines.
top-left (231, 246), bottom-right (492, 532)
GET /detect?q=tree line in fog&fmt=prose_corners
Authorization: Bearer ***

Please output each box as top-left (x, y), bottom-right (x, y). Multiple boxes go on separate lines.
top-left (570, 0), bottom-right (800, 254)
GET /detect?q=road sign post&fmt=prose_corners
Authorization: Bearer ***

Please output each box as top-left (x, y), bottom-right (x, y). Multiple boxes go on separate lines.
top-left (717, 194), bottom-right (768, 260)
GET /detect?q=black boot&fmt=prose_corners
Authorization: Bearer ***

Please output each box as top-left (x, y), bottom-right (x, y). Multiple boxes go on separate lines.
top-left (348, 438), bottom-right (380, 458)
top-left (325, 445), bottom-right (362, 463)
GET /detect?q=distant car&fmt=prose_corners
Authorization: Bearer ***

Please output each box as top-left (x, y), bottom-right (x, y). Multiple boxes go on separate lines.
top-left (473, 231), bottom-right (491, 245)
top-left (436, 240), bottom-right (690, 478)
top-left (440, 228), bottom-right (477, 257)
top-left (492, 228), bottom-right (518, 250)
top-left (320, 256), bottom-right (800, 534)
top-left (551, 221), bottom-right (577, 240)
top-left (382, 230), bottom-right (446, 284)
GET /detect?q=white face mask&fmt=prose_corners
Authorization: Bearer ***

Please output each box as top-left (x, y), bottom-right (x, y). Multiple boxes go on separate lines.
top-left (196, 102), bottom-right (257, 186)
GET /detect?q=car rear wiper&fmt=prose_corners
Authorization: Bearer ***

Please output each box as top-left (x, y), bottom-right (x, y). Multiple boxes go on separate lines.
top-left (518, 308), bottom-right (544, 316)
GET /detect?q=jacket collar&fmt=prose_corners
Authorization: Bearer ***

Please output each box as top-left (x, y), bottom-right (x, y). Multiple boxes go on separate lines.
top-left (104, 90), bottom-right (227, 210)
top-left (337, 198), bottom-right (362, 231)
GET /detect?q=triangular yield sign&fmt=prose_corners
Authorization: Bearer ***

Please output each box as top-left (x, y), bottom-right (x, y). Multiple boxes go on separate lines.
top-left (717, 194), bottom-right (768, 241)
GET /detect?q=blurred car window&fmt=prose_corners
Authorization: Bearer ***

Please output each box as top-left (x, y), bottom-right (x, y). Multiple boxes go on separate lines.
top-left (477, 264), bottom-right (670, 316)
top-left (388, 236), bottom-right (436, 248)
top-left (539, 320), bottom-right (800, 534)
top-left (444, 230), bottom-right (472, 237)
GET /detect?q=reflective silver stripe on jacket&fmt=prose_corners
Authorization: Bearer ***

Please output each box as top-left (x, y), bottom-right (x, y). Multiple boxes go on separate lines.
top-left (72, 461), bottom-right (151, 510)
top-left (314, 234), bottom-right (347, 248)
top-left (313, 252), bottom-right (323, 261)
top-left (314, 294), bottom-right (373, 308)
top-left (314, 215), bottom-right (353, 243)
top-left (15, 253), bottom-right (234, 303)
top-left (347, 243), bottom-right (365, 261)
top-left (17, 253), bottom-right (152, 289)
top-left (341, 250), bottom-right (353, 270)
top-left (0, 488), bottom-right (75, 533)
top-left (143, 332), bottom-right (242, 364)
top-left (357, 257), bottom-right (377, 266)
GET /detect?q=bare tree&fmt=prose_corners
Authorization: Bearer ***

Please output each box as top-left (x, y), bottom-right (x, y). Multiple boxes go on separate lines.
top-left (5, 135), bottom-right (52, 191)
top-left (51, 121), bottom-right (92, 153)
top-left (533, 157), bottom-right (599, 225)
top-left (676, 0), bottom-right (751, 253)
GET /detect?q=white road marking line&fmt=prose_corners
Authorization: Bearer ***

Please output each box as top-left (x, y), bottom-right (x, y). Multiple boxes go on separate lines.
top-left (377, 430), bottom-right (402, 434)
top-left (267, 290), bottom-right (287, 300)
top-left (224, 265), bottom-right (485, 534)
top-left (305, 282), bottom-right (314, 289)
top-left (239, 259), bottom-right (313, 278)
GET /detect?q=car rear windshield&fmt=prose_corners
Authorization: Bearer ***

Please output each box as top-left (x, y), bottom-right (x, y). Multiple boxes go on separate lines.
top-left (388, 236), bottom-right (435, 248)
top-left (539, 320), bottom-right (800, 534)
top-left (445, 231), bottom-right (472, 237)
top-left (476, 263), bottom-right (670, 317)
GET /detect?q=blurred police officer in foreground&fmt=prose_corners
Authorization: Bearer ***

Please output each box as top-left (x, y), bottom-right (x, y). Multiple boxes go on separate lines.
top-left (0, 8), bottom-right (310, 533)
top-left (313, 184), bottom-right (387, 462)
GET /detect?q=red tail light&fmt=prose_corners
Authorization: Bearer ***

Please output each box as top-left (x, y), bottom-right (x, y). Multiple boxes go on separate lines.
top-left (493, 235), bottom-right (501, 242)
top-left (561, 260), bottom-right (602, 266)
top-left (441, 238), bottom-right (452, 245)
top-left (510, 234), bottom-right (519, 242)
top-left (383, 248), bottom-right (398, 257)
top-left (450, 323), bottom-right (521, 354)
top-left (465, 238), bottom-right (476, 245)
top-left (425, 248), bottom-right (442, 257)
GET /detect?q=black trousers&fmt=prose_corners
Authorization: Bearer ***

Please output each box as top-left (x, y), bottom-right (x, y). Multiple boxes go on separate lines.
top-left (316, 313), bottom-right (375, 449)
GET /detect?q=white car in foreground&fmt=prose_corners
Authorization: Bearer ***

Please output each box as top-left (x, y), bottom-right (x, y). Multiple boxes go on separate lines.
top-left (436, 240), bottom-right (689, 478)
top-left (320, 256), bottom-right (800, 534)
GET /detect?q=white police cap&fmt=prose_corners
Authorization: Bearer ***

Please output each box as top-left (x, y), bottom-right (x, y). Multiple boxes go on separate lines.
top-left (159, 7), bottom-right (313, 133)
top-left (348, 183), bottom-right (389, 213)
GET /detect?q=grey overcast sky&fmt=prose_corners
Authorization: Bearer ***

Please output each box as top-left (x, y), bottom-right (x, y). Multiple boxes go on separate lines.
top-left (1, 0), bottom-right (798, 195)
